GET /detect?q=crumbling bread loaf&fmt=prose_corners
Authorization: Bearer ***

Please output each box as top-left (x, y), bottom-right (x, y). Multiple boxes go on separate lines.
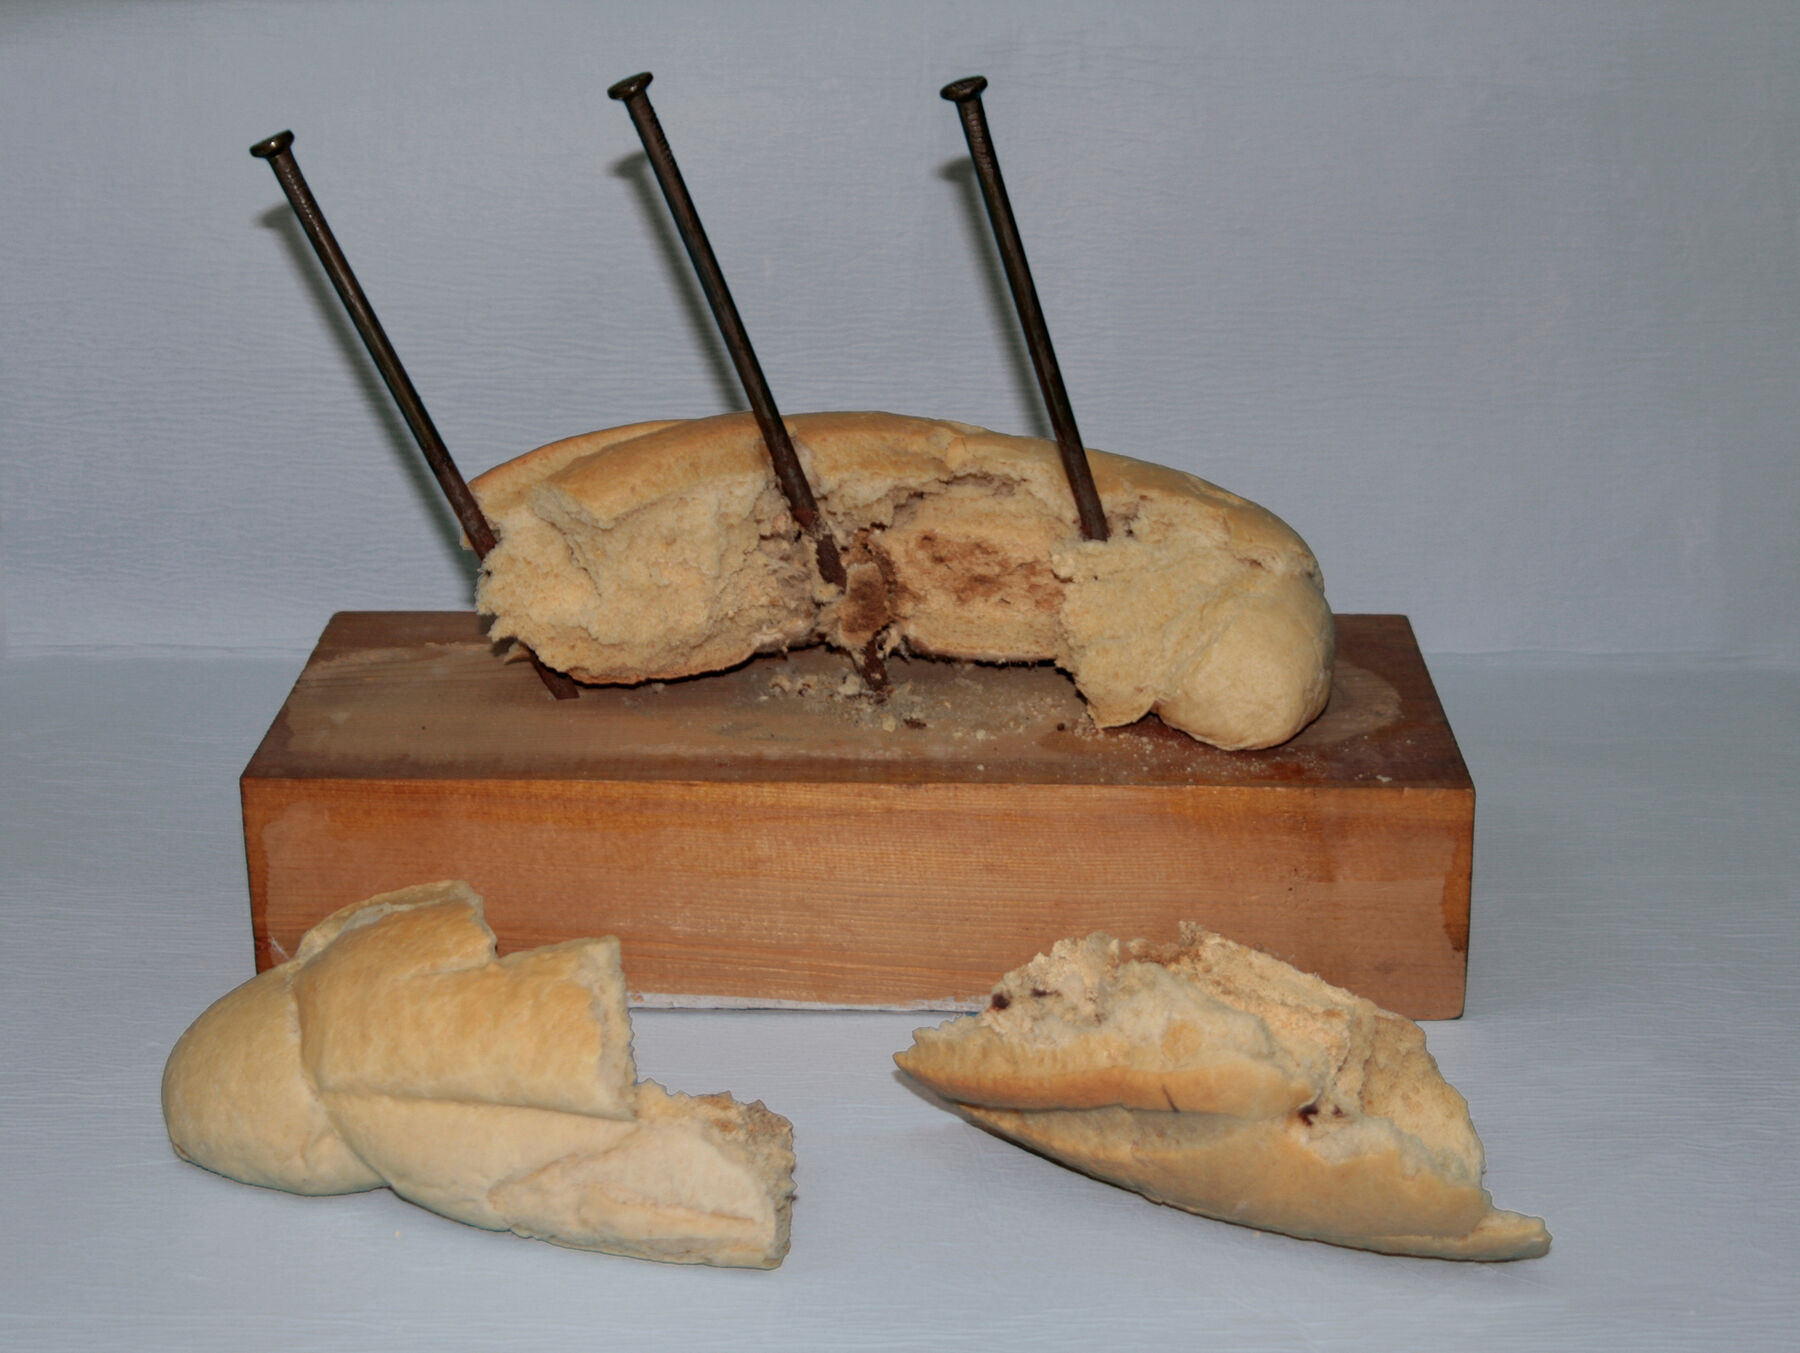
top-left (470, 411), bottom-right (1333, 750)
top-left (895, 927), bottom-right (1549, 1261)
top-left (162, 882), bottom-right (795, 1268)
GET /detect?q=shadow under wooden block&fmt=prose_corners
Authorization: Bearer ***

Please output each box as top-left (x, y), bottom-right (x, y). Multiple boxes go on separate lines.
top-left (243, 612), bottom-right (1472, 1016)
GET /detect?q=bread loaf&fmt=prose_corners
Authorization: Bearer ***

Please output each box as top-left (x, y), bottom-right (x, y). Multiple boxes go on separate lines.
top-left (162, 882), bottom-right (795, 1268)
top-left (895, 927), bottom-right (1549, 1261)
top-left (471, 411), bottom-right (1333, 750)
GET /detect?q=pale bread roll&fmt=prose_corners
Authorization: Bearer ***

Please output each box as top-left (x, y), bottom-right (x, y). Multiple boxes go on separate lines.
top-left (470, 411), bottom-right (1333, 750)
top-left (895, 926), bottom-right (1549, 1261)
top-left (162, 882), bottom-right (795, 1268)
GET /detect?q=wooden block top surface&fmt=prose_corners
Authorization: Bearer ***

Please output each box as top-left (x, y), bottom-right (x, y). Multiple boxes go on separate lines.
top-left (244, 614), bottom-right (1469, 790)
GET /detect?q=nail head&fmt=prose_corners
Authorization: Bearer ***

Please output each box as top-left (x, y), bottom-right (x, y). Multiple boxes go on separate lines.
top-left (250, 130), bottom-right (295, 159)
top-left (940, 75), bottom-right (988, 103)
top-left (608, 72), bottom-right (654, 101)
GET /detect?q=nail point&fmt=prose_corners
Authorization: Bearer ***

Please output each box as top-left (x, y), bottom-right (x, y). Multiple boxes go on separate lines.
top-left (250, 130), bottom-right (295, 159)
top-left (608, 72), bottom-right (654, 101)
top-left (940, 75), bottom-right (988, 103)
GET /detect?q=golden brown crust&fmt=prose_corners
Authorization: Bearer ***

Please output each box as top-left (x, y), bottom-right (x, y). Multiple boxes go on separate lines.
top-left (470, 411), bottom-right (1333, 750)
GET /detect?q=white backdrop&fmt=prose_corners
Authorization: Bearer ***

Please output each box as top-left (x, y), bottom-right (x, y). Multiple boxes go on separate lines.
top-left (3, 0), bottom-right (1796, 660)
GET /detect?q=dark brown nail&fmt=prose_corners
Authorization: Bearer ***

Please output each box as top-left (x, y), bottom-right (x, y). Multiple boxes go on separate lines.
top-left (250, 131), bottom-right (296, 159)
top-left (940, 78), bottom-right (1109, 541)
top-left (248, 130), bottom-right (580, 700)
top-left (606, 72), bottom-right (653, 102)
top-left (939, 76), bottom-right (988, 104)
top-left (606, 74), bottom-right (849, 591)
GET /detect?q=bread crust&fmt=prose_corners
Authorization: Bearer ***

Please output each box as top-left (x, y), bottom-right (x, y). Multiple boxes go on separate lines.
top-left (961, 1104), bottom-right (1550, 1261)
top-left (895, 927), bottom-right (1549, 1261)
top-left (162, 881), bottom-right (795, 1267)
top-left (470, 411), bottom-right (1333, 750)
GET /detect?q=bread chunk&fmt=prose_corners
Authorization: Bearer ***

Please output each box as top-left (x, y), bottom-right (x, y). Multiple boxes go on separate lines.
top-left (895, 926), bottom-right (1548, 1261)
top-left (471, 411), bottom-right (1333, 751)
top-left (162, 882), bottom-right (795, 1268)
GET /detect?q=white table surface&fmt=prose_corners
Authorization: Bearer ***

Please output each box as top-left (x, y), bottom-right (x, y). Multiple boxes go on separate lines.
top-left (2, 651), bottom-right (1795, 1351)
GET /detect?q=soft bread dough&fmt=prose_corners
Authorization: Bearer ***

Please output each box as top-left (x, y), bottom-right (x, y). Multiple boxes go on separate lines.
top-left (470, 411), bottom-right (1333, 751)
top-left (162, 882), bottom-right (795, 1268)
top-left (895, 927), bottom-right (1549, 1261)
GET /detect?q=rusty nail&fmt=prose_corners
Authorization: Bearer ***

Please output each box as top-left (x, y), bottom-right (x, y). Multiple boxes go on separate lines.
top-left (250, 130), bottom-right (580, 699)
top-left (606, 74), bottom-right (849, 590)
top-left (941, 77), bottom-right (1109, 541)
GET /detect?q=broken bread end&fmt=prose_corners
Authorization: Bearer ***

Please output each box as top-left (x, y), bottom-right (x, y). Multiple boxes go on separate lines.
top-left (897, 927), bottom-right (1548, 1261)
top-left (163, 882), bottom-right (795, 1268)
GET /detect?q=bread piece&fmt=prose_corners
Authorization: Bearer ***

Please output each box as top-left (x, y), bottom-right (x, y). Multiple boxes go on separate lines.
top-left (894, 926), bottom-right (1548, 1261)
top-left (960, 1105), bottom-right (1550, 1261)
top-left (470, 411), bottom-right (1333, 751)
top-left (162, 882), bottom-right (795, 1268)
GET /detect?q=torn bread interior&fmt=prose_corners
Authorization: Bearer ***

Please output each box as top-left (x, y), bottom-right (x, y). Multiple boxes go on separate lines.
top-left (895, 926), bottom-right (1549, 1261)
top-left (470, 411), bottom-right (1333, 751)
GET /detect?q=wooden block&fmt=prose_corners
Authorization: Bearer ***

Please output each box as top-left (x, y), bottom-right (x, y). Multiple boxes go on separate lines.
top-left (242, 613), bottom-right (1473, 1017)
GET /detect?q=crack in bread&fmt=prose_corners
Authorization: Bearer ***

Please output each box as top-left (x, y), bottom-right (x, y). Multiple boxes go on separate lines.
top-left (471, 411), bottom-right (1333, 750)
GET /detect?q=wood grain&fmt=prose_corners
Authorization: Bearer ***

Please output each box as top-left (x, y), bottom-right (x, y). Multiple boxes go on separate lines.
top-left (243, 613), bottom-right (1473, 1016)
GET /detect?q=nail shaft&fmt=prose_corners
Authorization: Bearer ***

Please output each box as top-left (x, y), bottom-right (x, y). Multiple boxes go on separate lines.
top-left (250, 131), bottom-right (579, 699)
top-left (607, 74), bottom-right (848, 590)
top-left (941, 77), bottom-right (1109, 541)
